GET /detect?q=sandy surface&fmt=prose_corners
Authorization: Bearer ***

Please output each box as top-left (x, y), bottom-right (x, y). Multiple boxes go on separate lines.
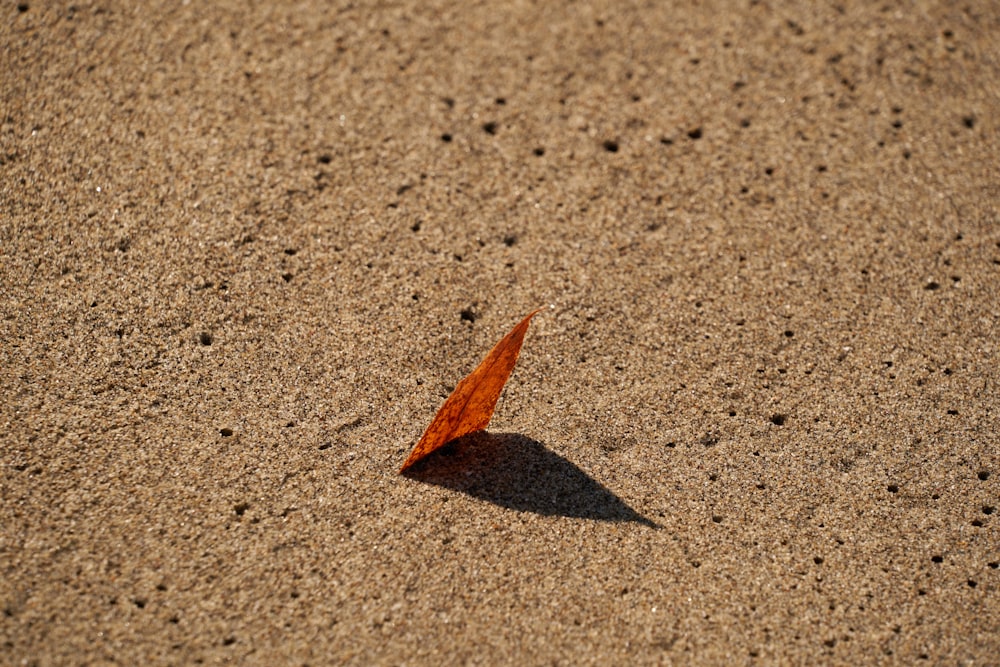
top-left (3, 1), bottom-right (999, 664)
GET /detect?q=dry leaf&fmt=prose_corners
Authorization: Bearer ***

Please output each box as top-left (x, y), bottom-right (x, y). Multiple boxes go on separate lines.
top-left (399, 308), bottom-right (542, 472)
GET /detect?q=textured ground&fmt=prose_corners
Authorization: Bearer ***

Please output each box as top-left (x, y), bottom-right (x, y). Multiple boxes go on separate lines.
top-left (3, 1), bottom-right (999, 664)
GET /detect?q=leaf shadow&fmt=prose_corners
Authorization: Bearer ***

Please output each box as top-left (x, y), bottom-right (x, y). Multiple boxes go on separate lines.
top-left (402, 431), bottom-right (658, 527)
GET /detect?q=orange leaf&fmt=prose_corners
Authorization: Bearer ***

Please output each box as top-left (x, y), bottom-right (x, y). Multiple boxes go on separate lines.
top-left (399, 308), bottom-right (542, 472)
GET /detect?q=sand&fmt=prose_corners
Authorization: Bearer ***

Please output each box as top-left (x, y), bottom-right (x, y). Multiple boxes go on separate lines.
top-left (2, 1), bottom-right (999, 664)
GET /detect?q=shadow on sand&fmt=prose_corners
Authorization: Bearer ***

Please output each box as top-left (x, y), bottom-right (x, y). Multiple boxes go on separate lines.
top-left (402, 431), bottom-right (657, 527)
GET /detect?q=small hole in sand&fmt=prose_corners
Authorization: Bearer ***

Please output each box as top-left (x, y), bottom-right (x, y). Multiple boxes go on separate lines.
top-left (220, 428), bottom-right (233, 437)
top-left (770, 414), bottom-right (786, 426)
top-left (602, 139), bottom-right (619, 152)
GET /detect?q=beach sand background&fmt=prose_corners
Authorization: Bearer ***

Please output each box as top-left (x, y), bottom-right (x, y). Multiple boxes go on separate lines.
top-left (3, 1), bottom-right (999, 664)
